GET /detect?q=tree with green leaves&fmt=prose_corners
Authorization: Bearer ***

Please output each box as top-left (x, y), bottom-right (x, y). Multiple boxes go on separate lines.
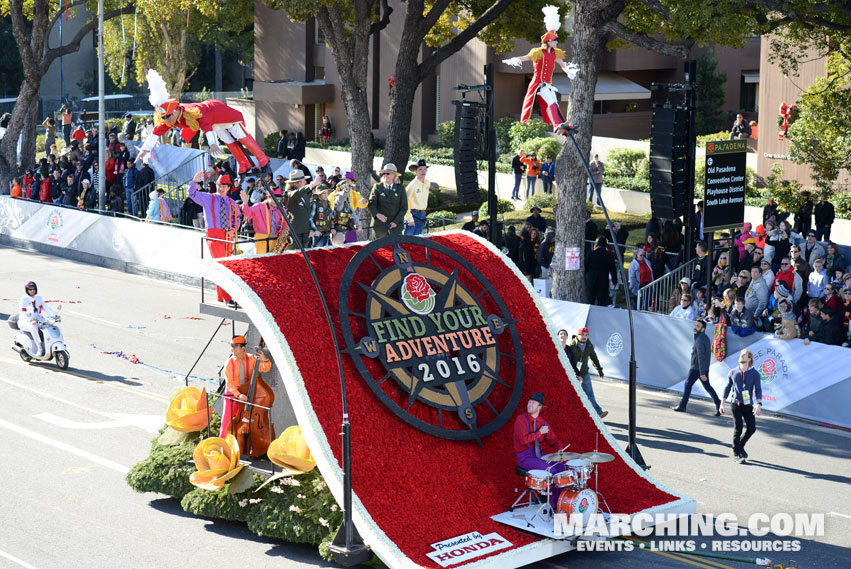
top-left (785, 44), bottom-right (851, 196)
top-left (550, 0), bottom-right (851, 301)
top-left (265, 0), bottom-right (550, 204)
top-left (103, 0), bottom-right (253, 96)
top-left (0, 0), bottom-right (133, 188)
top-left (264, 0), bottom-right (390, 201)
top-left (695, 49), bottom-right (727, 135)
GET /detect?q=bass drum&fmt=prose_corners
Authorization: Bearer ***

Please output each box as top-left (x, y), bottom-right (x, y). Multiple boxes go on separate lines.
top-left (556, 487), bottom-right (598, 527)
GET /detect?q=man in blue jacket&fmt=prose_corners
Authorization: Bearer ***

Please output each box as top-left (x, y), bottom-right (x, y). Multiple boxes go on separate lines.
top-left (720, 349), bottom-right (762, 462)
top-left (672, 318), bottom-right (721, 415)
top-left (540, 155), bottom-right (555, 194)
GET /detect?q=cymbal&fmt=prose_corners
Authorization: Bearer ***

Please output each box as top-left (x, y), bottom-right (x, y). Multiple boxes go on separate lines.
top-left (581, 451), bottom-right (615, 463)
top-left (542, 451), bottom-right (582, 462)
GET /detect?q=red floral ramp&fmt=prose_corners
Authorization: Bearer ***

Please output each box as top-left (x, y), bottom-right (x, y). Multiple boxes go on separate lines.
top-left (204, 231), bottom-right (694, 569)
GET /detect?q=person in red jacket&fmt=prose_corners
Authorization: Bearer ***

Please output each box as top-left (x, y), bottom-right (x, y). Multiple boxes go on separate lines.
top-left (502, 6), bottom-right (576, 134)
top-left (40, 173), bottom-right (53, 203)
top-left (513, 392), bottom-right (568, 511)
top-left (136, 69), bottom-right (269, 174)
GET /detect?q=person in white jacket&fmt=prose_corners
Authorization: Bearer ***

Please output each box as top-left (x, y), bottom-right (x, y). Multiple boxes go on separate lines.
top-left (19, 281), bottom-right (57, 357)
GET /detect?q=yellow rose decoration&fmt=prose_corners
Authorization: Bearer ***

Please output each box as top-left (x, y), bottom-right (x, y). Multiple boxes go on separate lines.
top-left (189, 434), bottom-right (245, 490)
top-left (165, 387), bottom-right (211, 433)
top-left (268, 425), bottom-right (316, 472)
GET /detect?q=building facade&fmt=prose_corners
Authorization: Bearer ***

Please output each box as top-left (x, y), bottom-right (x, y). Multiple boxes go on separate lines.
top-left (253, 1), bottom-right (761, 146)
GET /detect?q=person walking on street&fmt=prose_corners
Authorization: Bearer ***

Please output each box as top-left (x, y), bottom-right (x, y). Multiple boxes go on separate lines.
top-left (566, 327), bottom-right (608, 418)
top-left (720, 349), bottom-right (762, 463)
top-left (672, 319), bottom-right (722, 415)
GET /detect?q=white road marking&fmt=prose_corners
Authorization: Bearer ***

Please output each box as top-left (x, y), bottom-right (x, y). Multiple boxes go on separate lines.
top-left (67, 310), bottom-right (122, 327)
top-left (828, 512), bottom-right (851, 520)
top-left (0, 417), bottom-right (129, 474)
top-left (0, 549), bottom-right (41, 569)
top-left (34, 412), bottom-right (163, 433)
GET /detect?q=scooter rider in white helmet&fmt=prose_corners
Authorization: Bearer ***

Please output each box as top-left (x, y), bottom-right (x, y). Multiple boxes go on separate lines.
top-left (19, 281), bottom-right (58, 357)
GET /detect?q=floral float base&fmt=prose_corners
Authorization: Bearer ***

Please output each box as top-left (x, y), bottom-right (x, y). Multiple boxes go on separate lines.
top-left (205, 231), bottom-right (695, 569)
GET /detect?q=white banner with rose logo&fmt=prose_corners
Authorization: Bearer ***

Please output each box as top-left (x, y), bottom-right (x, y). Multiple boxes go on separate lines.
top-left (678, 336), bottom-right (851, 429)
top-left (0, 197), bottom-right (204, 277)
top-left (540, 298), bottom-right (851, 429)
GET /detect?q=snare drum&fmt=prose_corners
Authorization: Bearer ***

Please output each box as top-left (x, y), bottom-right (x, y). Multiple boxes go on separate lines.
top-left (566, 458), bottom-right (593, 488)
top-left (525, 469), bottom-right (551, 492)
top-left (557, 487), bottom-right (599, 526)
top-left (552, 470), bottom-right (578, 488)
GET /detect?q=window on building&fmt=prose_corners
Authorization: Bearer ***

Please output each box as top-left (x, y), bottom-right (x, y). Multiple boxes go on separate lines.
top-left (315, 19), bottom-right (325, 45)
top-left (740, 72), bottom-right (759, 112)
top-left (314, 104), bottom-right (323, 138)
top-left (435, 76), bottom-right (441, 128)
top-left (315, 66), bottom-right (325, 80)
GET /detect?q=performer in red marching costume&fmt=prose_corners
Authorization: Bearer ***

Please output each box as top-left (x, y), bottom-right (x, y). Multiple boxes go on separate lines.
top-left (503, 5), bottom-right (577, 134)
top-left (136, 69), bottom-right (270, 174)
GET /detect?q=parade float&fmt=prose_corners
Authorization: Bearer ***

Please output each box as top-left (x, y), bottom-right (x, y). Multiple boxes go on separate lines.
top-left (127, 231), bottom-right (694, 567)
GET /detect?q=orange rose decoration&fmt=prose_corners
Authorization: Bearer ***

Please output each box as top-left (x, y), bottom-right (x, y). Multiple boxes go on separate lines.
top-left (267, 425), bottom-right (316, 472)
top-left (189, 434), bottom-right (245, 490)
top-left (165, 387), bottom-right (211, 433)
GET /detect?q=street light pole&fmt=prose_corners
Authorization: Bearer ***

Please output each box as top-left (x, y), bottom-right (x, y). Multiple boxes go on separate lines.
top-left (563, 127), bottom-right (648, 469)
top-left (97, 0), bottom-right (105, 210)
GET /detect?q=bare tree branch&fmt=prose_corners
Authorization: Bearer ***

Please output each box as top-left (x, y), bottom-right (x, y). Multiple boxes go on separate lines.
top-left (417, 0), bottom-right (515, 81)
top-left (601, 19), bottom-right (692, 59)
top-left (418, 0), bottom-right (452, 38)
top-left (42, 4), bottom-right (137, 75)
top-left (368, 0), bottom-right (392, 36)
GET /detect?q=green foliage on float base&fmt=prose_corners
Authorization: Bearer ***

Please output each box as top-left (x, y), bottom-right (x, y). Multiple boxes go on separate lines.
top-left (126, 417), bottom-right (339, 557)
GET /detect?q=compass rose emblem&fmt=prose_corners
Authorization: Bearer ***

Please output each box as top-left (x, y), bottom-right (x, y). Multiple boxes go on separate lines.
top-left (338, 235), bottom-right (524, 442)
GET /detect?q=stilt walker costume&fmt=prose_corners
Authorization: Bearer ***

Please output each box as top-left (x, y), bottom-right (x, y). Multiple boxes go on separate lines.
top-left (503, 6), bottom-right (578, 133)
top-left (137, 70), bottom-right (270, 174)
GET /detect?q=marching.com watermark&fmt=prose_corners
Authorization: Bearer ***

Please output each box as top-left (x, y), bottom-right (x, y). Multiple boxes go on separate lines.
top-left (553, 512), bottom-right (824, 540)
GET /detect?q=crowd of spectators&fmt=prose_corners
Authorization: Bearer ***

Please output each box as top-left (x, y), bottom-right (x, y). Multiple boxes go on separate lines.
top-left (621, 196), bottom-right (851, 348)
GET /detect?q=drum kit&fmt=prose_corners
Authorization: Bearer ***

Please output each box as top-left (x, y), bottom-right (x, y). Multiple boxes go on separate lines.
top-left (511, 448), bottom-right (615, 527)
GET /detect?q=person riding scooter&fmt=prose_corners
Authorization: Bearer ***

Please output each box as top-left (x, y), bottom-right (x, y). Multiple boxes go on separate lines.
top-left (19, 281), bottom-right (58, 357)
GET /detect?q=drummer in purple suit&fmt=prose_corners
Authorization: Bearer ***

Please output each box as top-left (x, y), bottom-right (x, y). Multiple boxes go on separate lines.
top-left (513, 392), bottom-right (567, 510)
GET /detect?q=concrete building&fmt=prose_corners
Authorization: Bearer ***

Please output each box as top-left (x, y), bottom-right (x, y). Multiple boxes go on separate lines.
top-left (755, 36), bottom-right (850, 189)
top-left (253, 1), bottom-right (761, 145)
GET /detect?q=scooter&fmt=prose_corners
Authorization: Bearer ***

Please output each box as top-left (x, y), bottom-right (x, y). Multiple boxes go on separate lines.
top-left (9, 305), bottom-right (70, 370)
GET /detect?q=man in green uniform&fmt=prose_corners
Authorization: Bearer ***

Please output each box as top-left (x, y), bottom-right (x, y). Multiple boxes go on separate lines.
top-left (284, 170), bottom-right (313, 249)
top-left (369, 163), bottom-right (408, 239)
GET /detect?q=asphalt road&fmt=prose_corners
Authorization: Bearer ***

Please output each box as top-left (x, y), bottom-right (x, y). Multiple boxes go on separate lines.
top-left (1, 244), bottom-right (849, 569)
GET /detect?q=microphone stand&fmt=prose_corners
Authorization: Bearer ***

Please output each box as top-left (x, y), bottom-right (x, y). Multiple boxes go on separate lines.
top-left (253, 173), bottom-right (371, 565)
top-left (561, 129), bottom-right (648, 469)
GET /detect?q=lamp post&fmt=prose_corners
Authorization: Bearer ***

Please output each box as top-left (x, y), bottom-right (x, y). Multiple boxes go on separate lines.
top-left (97, 0), bottom-right (105, 210)
top-left (562, 127), bottom-right (648, 469)
top-left (254, 176), bottom-right (371, 566)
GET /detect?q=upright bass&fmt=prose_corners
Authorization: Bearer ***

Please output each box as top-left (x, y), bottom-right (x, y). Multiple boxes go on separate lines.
top-left (223, 347), bottom-right (276, 457)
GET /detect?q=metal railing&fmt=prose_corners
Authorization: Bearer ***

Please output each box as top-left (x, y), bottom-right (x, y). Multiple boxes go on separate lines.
top-left (636, 257), bottom-right (699, 314)
top-left (129, 152), bottom-right (210, 220)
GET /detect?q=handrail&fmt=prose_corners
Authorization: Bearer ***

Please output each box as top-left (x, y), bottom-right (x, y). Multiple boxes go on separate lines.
top-left (636, 256), bottom-right (699, 314)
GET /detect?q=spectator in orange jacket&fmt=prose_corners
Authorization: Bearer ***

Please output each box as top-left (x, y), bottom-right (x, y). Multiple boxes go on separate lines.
top-left (520, 152), bottom-right (541, 199)
top-left (10, 177), bottom-right (22, 199)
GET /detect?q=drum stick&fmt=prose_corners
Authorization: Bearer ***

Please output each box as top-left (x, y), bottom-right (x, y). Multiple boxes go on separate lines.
top-left (560, 443), bottom-right (571, 452)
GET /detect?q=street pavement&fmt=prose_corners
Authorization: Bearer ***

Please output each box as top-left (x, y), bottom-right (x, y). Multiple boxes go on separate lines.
top-left (1, 244), bottom-right (849, 569)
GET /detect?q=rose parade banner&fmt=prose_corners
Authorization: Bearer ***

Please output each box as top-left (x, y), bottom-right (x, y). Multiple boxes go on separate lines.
top-left (542, 297), bottom-right (851, 430)
top-left (0, 197), bottom-right (202, 277)
top-left (203, 231), bottom-right (694, 569)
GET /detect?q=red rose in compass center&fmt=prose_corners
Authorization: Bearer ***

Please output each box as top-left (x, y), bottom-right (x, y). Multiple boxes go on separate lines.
top-left (405, 273), bottom-right (431, 302)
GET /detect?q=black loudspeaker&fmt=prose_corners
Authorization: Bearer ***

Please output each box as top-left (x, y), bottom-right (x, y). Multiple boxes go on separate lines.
top-left (649, 107), bottom-right (689, 219)
top-left (453, 101), bottom-right (484, 204)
